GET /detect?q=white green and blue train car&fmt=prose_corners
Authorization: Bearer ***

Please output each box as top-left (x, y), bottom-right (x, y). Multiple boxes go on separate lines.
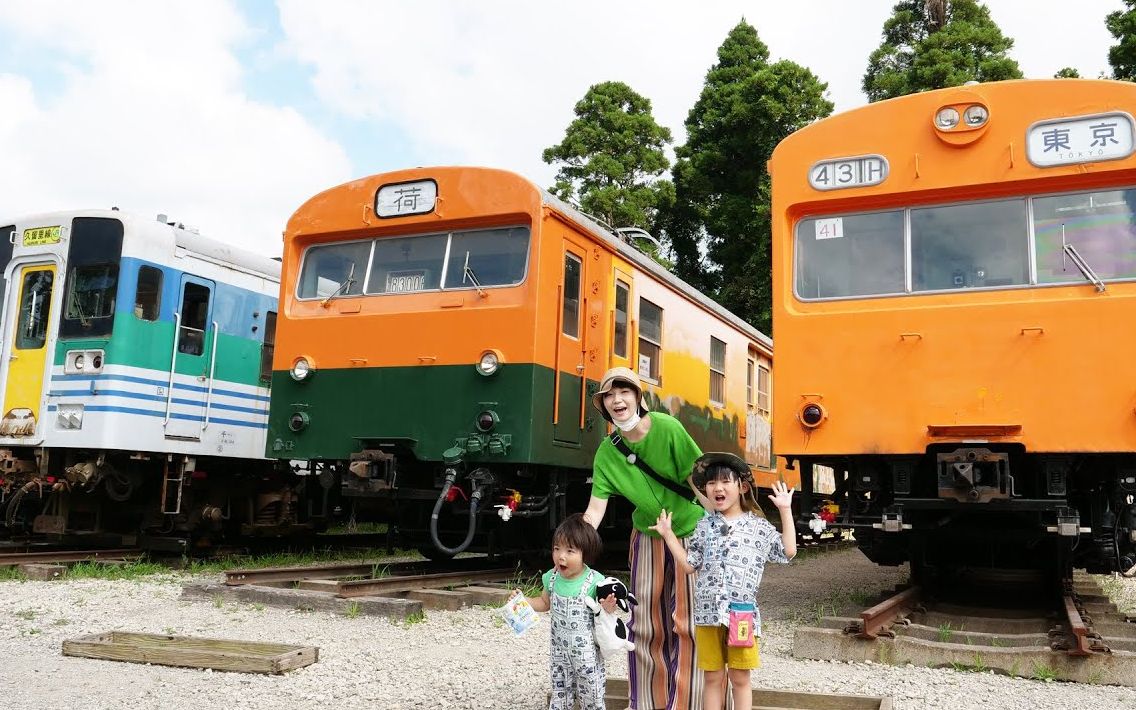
top-left (0, 210), bottom-right (314, 544)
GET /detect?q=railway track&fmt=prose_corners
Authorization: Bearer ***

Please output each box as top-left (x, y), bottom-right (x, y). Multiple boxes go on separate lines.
top-left (795, 572), bottom-right (1136, 685)
top-left (0, 548), bottom-right (142, 568)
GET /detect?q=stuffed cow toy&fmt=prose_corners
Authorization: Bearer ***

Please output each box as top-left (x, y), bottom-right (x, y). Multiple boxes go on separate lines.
top-left (584, 576), bottom-right (636, 657)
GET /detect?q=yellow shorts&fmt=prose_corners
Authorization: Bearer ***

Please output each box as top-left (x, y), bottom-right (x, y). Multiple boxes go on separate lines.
top-left (695, 624), bottom-right (761, 671)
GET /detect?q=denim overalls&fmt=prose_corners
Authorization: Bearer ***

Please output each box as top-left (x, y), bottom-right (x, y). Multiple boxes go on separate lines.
top-left (548, 568), bottom-right (605, 710)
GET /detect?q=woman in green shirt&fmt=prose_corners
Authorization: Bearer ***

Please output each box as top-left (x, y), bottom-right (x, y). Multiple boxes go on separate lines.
top-left (583, 366), bottom-right (706, 710)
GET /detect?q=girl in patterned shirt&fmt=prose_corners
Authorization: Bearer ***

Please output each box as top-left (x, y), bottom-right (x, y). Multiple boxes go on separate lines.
top-left (650, 453), bottom-right (796, 710)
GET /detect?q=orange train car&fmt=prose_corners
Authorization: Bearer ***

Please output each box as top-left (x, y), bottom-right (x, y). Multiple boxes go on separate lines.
top-left (266, 167), bottom-right (781, 556)
top-left (770, 79), bottom-right (1136, 580)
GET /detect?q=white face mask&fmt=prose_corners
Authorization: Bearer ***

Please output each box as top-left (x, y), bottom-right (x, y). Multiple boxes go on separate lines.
top-left (613, 411), bottom-right (641, 432)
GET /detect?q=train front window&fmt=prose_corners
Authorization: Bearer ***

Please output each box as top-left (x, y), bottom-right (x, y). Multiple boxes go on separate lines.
top-left (60, 217), bottom-right (123, 338)
top-left (367, 233), bottom-right (446, 294)
top-left (795, 211), bottom-right (904, 298)
top-left (912, 200), bottom-right (1029, 292)
top-left (1034, 189), bottom-right (1136, 284)
top-left (297, 241), bottom-right (371, 299)
top-left (64, 264), bottom-right (119, 332)
top-left (443, 227), bottom-right (529, 290)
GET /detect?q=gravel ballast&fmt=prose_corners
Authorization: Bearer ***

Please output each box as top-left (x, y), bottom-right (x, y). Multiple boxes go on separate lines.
top-left (3, 549), bottom-right (1136, 709)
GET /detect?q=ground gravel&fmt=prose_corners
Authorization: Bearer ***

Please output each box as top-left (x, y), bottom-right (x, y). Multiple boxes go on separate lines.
top-left (3, 549), bottom-right (1136, 709)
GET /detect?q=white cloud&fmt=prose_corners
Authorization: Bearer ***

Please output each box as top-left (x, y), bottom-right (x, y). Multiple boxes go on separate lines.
top-left (276, 0), bottom-right (1122, 188)
top-left (0, 0), bottom-right (352, 255)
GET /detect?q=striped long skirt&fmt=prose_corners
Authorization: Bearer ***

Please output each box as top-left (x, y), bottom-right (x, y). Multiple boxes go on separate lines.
top-left (626, 528), bottom-right (702, 710)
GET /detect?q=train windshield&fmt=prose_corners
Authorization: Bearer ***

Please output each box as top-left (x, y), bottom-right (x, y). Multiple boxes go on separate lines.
top-left (296, 226), bottom-right (530, 299)
top-left (795, 188), bottom-right (1136, 300)
top-left (60, 217), bottom-right (123, 337)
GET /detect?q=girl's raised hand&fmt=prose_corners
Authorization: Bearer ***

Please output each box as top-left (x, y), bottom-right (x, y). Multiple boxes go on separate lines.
top-left (648, 509), bottom-right (673, 537)
top-left (768, 480), bottom-right (795, 510)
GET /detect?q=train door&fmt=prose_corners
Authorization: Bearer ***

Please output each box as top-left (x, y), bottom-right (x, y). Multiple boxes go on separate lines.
top-left (0, 263), bottom-right (57, 440)
top-left (164, 275), bottom-right (215, 440)
top-left (554, 240), bottom-right (587, 445)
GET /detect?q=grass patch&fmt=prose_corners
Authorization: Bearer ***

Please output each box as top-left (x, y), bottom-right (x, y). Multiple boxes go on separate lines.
top-left (937, 622), bottom-right (954, 642)
top-left (326, 521), bottom-right (388, 535)
top-left (344, 601), bottom-right (362, 619)
top-left (212, 595), bottom-right (224, 609)
top-left (504, 570), bottom-right (543, 598)
top-left (63, 561), bottom-right (168, 580)
top-left (1031, 662), bottom-right (1057, 681)
top-left (404, 610), bottom-right (427, 625)
top-left (0, 566), bottom-right (27, 581)
top-left (52, 618), bottom-right (69, 626)
top-left (15, 608), bottom-right (37, 621)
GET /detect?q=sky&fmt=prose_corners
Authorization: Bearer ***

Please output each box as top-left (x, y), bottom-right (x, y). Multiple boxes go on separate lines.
top-left (0, 0), bottom-right (1125, 256)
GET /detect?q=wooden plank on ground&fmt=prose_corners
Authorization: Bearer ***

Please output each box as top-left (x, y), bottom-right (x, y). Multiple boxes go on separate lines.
top-left (62, 631), bottom-right (318, 674)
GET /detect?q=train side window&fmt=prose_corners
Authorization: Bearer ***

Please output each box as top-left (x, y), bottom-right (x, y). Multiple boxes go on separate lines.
top-left (613, 280), bottom-right (629, 358)
top-left (177, 283), bottom-right (210, 356)
top-left (134, 266), bottom-right (162, 321)
top-left (757, 363), bottom-right (770, 418)
top-left (259, 310), bottom-right (277, 382)
top-left (912, 199), bottom-right (1029, 292)
top-left (1033, 188), bottom-right (1136, 284)
top-left (709, 337), bottom-right (726, 405)
top-left (638, 298), bottom-right (662, 383)
top-left (746, 358), bottom-right (754, 409)
top-left (796, 210), bottom-right (904, 299)
top-left (562, 253), bottom-right (581, 338)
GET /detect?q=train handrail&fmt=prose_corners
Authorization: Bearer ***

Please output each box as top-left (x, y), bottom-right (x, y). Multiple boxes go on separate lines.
top-left (163, 311), bottom-right (181, 426)
top-left (203, 320), bottom-right (219, 431)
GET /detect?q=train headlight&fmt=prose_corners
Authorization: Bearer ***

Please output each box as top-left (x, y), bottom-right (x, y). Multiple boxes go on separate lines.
top-left (935, 107), bottom-right (960, 130)
top-left (964, 104), bottom-right (989, 127)
top-left (290, 357), bottom-right (314, 381)
top-left (476, 350), bottom-right (501, 377)
top-left (799, 402), bottom-right (827, 428)
top-left (288, 411), bottom-right (310, 432)
top-left (476, 410), bottom-right (499, 432)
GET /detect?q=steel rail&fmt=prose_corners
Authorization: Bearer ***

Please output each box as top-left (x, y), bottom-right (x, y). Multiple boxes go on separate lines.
top-left (1062, 593), bottom-right (1111, 656)
top-left (225, 555), bottom-right (513, 586)
top-left (851, 585), bottom-right (922, 639)
top-left (336, 568), bottom-right (515, 598)
top-left (0, 548), bottom-right (141, 567)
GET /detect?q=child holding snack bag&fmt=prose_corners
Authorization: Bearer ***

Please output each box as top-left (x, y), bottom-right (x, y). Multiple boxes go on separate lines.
top-left (515, 513), bottom-right (617, 710)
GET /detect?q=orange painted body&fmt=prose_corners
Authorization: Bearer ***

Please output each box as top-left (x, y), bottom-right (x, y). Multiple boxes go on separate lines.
top-left (770, 80), bottom-right (1136, 460)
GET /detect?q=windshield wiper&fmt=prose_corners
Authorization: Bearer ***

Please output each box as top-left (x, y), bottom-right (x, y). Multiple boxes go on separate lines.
top-left (1061, 225), bottom-right (1106, 293)
top-left (462, 252), bottom-right (487, 298)
top-left (320, 263), bottom-right (357, 308)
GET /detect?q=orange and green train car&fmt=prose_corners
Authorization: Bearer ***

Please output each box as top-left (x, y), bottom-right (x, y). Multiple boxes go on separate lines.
top-left (267, 167), bottom-right (779, 556)
top-left (770, 79), bottom-right (1136, 581)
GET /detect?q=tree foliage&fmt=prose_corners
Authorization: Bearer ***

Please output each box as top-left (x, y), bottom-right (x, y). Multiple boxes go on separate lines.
top-left (661, 21), bottom-right (833, 333)
top-left (542, 81), bottom-right (673, 231)
top-left (863, 0), bottom-right (1022, 102)
top-left (1054, 67), bottom-right (1081, 79)
top-left (1107, 0), bottom-right (1136, 81)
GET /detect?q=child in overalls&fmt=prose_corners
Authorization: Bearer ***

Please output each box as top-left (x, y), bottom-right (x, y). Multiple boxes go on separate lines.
top-left (650, 453), bottom-right (797, 710)
top-left (519, 513), bottom-right (617, 710)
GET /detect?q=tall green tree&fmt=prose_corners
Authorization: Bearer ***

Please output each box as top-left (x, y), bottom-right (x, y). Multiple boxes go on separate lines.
top-left (1107, 0), bottom-right (1136, 81)
top-left (1054, 67), bottom-right (1081, 78)
top-left (661, 21), bottom-right (832, 333)
top-left (543, 81), bottom-right (673, 231)
top-left (863, 0), bottom-right (1022, 102)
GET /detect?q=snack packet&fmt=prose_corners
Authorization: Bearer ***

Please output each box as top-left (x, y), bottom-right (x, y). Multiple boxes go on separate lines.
top-left (500, 589), bottom-right (539, 636)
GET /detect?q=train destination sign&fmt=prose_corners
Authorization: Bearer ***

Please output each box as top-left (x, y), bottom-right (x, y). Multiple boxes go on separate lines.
top-left (386, 270), bottom-right (426, 293)
top-left (376, 179), bottom-right (438, 217)
top-left (1027, 112), bottom-right (1135, 167)
top-left (808, 155), bottom-right (888, 191)
top-left (22, 226), bottom-right (62, 246)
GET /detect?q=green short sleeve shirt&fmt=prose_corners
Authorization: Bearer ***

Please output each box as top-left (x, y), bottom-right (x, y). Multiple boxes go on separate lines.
top-left (590, 412), bottom-right (705, 538)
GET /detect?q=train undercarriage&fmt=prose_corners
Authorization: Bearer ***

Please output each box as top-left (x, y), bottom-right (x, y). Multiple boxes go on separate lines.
top-left (791, 444), bottom-right (1136, 584)
top-left (0, 447), bottom-right (325, 549)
